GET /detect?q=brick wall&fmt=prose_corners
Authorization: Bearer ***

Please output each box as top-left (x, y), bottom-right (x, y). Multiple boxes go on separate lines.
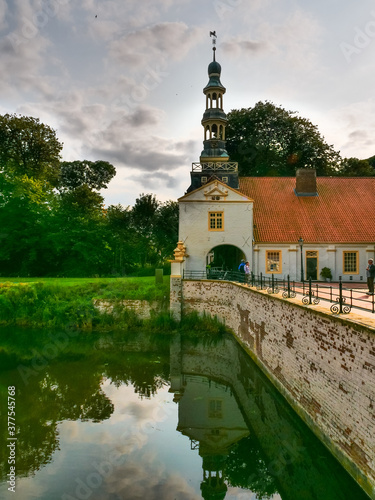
top-left (181, 279), bottom-right (375, 498)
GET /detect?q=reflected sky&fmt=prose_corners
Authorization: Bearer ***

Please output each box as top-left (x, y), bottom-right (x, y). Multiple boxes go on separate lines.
top-left (0, 328), bottom-right (370, 500)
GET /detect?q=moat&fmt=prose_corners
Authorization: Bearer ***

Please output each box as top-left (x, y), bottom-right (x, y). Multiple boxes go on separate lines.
top-left (0, 326), bottom-right (370, 500)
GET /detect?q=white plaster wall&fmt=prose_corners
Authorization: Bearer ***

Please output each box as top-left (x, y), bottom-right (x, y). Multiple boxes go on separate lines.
top-left (179, 200), bottom-right (253, 271)
top-left (254, 244), bottom-right (373, 282)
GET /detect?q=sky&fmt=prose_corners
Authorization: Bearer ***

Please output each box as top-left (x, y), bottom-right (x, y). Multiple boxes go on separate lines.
top-left (1, 0), bottom-right (375, 207)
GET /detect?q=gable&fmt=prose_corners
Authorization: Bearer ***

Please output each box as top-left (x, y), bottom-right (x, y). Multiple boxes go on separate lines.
top-left (179, 179), bottom-right (253, 203)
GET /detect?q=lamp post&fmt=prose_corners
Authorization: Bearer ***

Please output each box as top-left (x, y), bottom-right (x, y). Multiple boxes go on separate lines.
top-left (298, 237), bottom-right (304, 282)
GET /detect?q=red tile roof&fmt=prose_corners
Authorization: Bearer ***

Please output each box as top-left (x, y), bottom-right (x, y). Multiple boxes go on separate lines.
top-left (239, 177), bottom-right (375, 244)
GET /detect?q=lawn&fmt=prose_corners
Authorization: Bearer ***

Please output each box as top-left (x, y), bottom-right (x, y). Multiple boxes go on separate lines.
top-left (0, 277), bottom-right (155, 287)
top-left (0, 276), bottom-right (170, 329)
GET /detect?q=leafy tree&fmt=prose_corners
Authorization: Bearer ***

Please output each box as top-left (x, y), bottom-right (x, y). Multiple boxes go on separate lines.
top-left (131, 193), bottom-right (160, 234)
top-left (153, 201), bottom-right (179, 262)
top-left (59, 160), bottom-right (116, 192)
top-left (130, 194), bottom-right (160, 267)
top-left (59, 184), bottom-right (105, 215)
top-left (339, 157), bottom-right (375, 176)
top-left (106, 204), bottom-right (139, 275)
top-left (226, 101), bottom-right (341, 177)
top-left (0, 113), bottom-right (63, 185)
top-left (0, 175), bottom-right (56, 275)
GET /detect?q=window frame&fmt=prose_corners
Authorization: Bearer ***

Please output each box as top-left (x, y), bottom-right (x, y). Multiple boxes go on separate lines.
top-left (208, 398), bottom-right (223, 419)
top-left (208, 211), bottom-right (224, 231)
top-left (343, 251), bottom-right (359, 274)
top-left (266, 250), bottom-right (282, 274)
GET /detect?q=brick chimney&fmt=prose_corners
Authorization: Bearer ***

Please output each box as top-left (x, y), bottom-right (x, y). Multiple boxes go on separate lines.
top-left (295, 168), bottom-right (317, 196)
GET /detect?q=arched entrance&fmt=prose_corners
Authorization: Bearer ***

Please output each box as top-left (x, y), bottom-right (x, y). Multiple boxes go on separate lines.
top-left (206, 244), bottom-right (246, 271)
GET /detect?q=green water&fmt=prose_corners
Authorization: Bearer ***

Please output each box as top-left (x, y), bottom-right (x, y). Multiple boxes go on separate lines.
top-left (0, 326), bottom-right (370, 500)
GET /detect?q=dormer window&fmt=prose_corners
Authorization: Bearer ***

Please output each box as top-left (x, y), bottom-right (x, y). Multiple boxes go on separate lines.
top-left (201, 176), bottom-right (207, 184)
top-left (222, 176), bottom-right (228, 184)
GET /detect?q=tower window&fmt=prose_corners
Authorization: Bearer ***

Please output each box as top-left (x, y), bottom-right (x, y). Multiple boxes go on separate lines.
top-left (209, 212), bottom-right (224, 231)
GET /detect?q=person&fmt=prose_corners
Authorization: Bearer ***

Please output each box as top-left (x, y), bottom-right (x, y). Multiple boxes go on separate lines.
top-left (366, 258), bottom-right (375, 295)
top-left (244, 261), bottom-right (250, 285)
top-left (238, 259), bottom-right (245, 273)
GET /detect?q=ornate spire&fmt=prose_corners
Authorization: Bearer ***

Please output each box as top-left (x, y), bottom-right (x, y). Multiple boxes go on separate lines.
top-left (200, 32), bottom-right (229, 162)
top-left (210, 30), bottom-right (217, 61)
top-left (185, 33), bottom-right (239, 193)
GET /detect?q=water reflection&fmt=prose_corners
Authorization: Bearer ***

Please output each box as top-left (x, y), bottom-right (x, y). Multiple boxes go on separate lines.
top-left (0, 327), bottom-right (369, 500)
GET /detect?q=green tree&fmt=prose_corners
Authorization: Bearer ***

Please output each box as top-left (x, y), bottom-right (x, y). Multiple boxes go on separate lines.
top-left (59, 184), bottom-right (105, 215)
top-left (0, 175), bottom-right (56, 275)
top-left (339, 157), bottom-right (375, 176)
top-left (131, 194), bottom-right (160, 268)
top-left (153, 200), bottom-right (179, 262)
top-left (106, 204), bottom-right (139, 275)
top-left (226, 101), bottom-right (341, 177)
top-left (131, 193), bottom-right (160, 234)
top-left (0, 113), bottom-right (63, 185)
top-left (59, 160), bottom-right (116, 192)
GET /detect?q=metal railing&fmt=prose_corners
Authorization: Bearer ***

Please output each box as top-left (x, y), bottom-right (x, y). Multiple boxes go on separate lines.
top-left (182, 270), bottom-right (375, 316)
top-left (191, 162), bottom-right (238, 172)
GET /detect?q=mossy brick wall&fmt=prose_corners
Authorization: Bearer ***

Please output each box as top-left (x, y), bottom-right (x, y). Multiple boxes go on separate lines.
top-left (181, 279), bottom-right (375, 499)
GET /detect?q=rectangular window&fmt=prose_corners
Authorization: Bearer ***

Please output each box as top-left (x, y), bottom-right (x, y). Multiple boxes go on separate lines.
top-left (222, 176), bottom-right (228, 184)
top-left (343, 251), bottom-right (358, 274)
top-left (201, 176), bottom-right (207, 184)
top-left (266, 251), bottom-right (281, 273)
top-left (209, 212), bottom-right (223, 231)
top-left (208, 399), bottom-right (223, 419)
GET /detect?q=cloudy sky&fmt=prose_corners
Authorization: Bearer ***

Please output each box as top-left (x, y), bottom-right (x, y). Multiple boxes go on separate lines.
top-left (1, 0), bottom-right (375, 207)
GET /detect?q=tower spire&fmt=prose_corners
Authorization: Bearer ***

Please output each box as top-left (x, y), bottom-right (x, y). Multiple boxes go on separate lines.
top-left (185, 33), bottom-right (239, 193)
top-left (210, 30), bottom-right (217, 61)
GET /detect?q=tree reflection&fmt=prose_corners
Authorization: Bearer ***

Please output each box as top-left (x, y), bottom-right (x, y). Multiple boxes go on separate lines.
top-left (0, 330), bottom-right (170, 481)
top-left (225, 434), bottom-right (277, 497)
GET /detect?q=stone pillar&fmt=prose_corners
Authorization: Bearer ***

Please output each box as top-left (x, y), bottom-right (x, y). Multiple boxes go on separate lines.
top-left (169, 241), bottom-right (189, 321)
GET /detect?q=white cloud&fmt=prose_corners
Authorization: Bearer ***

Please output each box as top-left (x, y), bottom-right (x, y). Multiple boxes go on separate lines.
top-left (108, 22), bottom-right (204, 70)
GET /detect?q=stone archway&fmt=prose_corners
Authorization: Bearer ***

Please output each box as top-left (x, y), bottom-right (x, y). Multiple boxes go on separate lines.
top-left (206, 244), bottom-right (246, 271)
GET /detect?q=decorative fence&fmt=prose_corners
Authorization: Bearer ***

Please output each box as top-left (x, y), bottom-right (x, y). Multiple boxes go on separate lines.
top-left (183, 270), bottom-right (375, 316)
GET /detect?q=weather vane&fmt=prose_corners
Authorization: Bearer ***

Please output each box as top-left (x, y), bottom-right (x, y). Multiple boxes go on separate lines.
top-left (210, 30), bottom-right (217, 60)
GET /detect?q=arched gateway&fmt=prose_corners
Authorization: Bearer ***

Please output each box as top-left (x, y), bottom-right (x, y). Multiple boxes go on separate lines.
top-left (207, 244), bottom-right (246, 271)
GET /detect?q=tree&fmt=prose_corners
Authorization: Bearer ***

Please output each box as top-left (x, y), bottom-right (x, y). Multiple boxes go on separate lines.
top-left (153, 201), bottom-right (179, 262)
top-left (339, 157), bottom-right (375, 176)
top-left (106, 204), bottom-right (139, 275)
top-left (131, 193), bottom-right (160, 233)
top-left (59, 160), bottom-right (116, 192)
top-left (59, 184), bottom-right (105, 215)
top-left (226, 101), bottom-right (341, 177)
top-left (0, 113), bottom-right (63, 185)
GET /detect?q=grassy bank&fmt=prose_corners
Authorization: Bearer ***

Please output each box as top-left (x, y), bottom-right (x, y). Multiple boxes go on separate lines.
top-left (0, 277), bottom-right (228, 336)
top-left (0, 277), bottom-right (170, 329)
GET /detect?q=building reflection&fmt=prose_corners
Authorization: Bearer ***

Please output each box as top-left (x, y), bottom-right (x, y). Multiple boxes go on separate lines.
top-left (175, 374), bottom-right (248, 500)
top-left (169, 332), bottom-right (369, 500)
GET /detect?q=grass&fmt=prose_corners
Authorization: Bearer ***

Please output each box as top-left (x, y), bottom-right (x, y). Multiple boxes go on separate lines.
top-left (0, 276), bottom-right (157, 287)
top-left (0, 276), bottom-right (229, 337)
top-left (0, 277), bottom-right (170, 330)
